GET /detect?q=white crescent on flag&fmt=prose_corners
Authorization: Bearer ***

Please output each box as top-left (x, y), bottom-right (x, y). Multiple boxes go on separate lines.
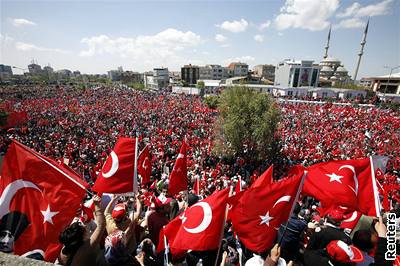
top-left (102, 151), bottom-right (119, 178)
top-left (338, 165), bottom-right (359, 195)
top-left (182, 202), bottom-right (212, 234)
top-left (0, 179), bottom-right (42, 219)
top-left (272, 195), bottom-right (291, 208)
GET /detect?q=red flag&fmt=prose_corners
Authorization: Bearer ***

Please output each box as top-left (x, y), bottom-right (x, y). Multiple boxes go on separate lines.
top-left (229, 173), bottom-right (304, 253)
top-left (168, 141), bottom-right (188, 196)
top-left (0, 111), bottom-right (28, 129)
top-left (164, 188), bottom-right (229, 251)
top-left (303, 158), bottom-right (382, 216)
top-left (92, 137), bottom-right (136, 194)
top-left (0, 140), bottom-right (87, 261)
top-left (340, 210), bottom-right (362, 232)
top-left (137, 144), bottom-right (151, 185)
top-left (251, 165), bottom-right (273, 188)
top-left (193, 177), bottom-right (200, 195)
top-left (234, 176), bottom-right (242, 194)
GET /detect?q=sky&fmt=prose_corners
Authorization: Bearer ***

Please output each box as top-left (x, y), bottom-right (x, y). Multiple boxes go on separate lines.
top-left (1, 0), bottom-right (399, 78)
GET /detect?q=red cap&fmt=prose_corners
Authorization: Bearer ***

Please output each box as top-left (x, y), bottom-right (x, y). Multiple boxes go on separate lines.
top-left (325, 207), bottom-right (345, 222)
top-left (327, 240), bottom-right (364, 263)
top-left (155, 194), bottom-right (172, 207)
top-left (112, 203), bottom-right (126, 221)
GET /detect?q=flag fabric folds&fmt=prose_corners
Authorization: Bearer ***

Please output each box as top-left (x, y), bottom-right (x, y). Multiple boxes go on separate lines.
top-left (92, 137), bottom-right (136, 194)
top-left (163, 188), bottom-right (229, 251)
top-left (168, 141), bottom-right (188, 196)
top-left (229, 172), bottom-right (304, 253)
top-left (0, 140), bottom-right (87, 261)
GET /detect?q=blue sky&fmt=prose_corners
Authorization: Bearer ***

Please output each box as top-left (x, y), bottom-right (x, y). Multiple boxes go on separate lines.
top-left (1, 0), bottom-right (399, 78)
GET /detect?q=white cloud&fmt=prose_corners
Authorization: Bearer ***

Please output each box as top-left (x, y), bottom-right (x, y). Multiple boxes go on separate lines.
top-left (254, 35), bottom-right (265, 43)
top-left (15, 42), bottom-right (69, 53)
top-left (0, 34), bottom-right (14, 42)
top-left (227, 56), bottom-right (255, 63)
top-left (220, 43), bottom-right (231, 48)
top-left (275, 0), bottom-right (339, 31)
top-left (278, 32), bottom-right (284, 36)
top-left (215, 34), bottom-right (227, 42)
top-left (216, 19), bottom-right (249, 33)
top-left (79, 28), bottom-right (201, 66)
top-left (337, 0), bottom-right (393, 18)
top-left (258, 20), bottom-right (271, 30)
top-left (12, 18), bottom-right (36, 27)
top-left (334, 18), bottom-right (365, 29)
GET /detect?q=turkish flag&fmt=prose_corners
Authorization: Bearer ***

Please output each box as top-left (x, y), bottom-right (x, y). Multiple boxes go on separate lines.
top-left (92, 137), bottom-right (136, 194)
top-left (137, 144), bottom-right (151, 185)
top-left (0, 111), bottom-right (28, 129)
top-left (340, 210), bottom-right (362, 232)
top-left (0, 140), bottom-right (88, 261)
top-left (164, 188), bottom-right (229, 251)
top-left (234, 176), bottom-right (242, 194)
top-left (251, 165), bottom-right (273, 188)
top-left (168, 141), bottom-right (188, 196)
top-left (193, 176), bottom-right (201, 195)
top-left (303, 157), bottom-right (384, 217)
top-left (229, 173), bottom-right (303, 253)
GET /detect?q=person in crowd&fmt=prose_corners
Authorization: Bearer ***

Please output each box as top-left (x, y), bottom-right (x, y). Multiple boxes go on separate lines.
top-left (58, 195), bottom-right (105, 265)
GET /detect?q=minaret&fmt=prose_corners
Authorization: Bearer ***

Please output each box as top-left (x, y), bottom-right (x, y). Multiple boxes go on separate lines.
top-left (324, 25), bottom-right (331, 59)
top-left (353, 18), bottom-right (369, 82)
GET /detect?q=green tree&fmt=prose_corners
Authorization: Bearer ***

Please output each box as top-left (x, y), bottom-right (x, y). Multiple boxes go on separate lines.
top-left (197, 80), bottom-right (205, 97)
top-left (213, 86), bottom-right (281, 163)
top-left (203, 95), bottom-right (220, 109)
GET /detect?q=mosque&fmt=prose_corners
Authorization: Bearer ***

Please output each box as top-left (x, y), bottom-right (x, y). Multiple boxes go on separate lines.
top-left (318, 20), bottom-right (369, 86)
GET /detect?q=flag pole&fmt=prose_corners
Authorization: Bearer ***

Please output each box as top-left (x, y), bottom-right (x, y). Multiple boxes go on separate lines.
top-left (278, 171), bottom-right (307, 247)
top-left (133, 133), bottom-right (139, 195)
top-left (214, 188), bottom-right (233, 266)
top-left (369, 156), bottom-right (382, 217)
top-left (163, 226), bottom-right (169, 266)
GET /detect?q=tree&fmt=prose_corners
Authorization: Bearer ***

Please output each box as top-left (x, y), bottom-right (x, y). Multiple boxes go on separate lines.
top-left (197, 80), bottom-right (205, 97)
top-left (213, 86), bottom-right (281, 163)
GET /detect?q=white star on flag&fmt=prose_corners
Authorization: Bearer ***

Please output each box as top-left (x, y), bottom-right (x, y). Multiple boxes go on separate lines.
top-left (326, 173), bottom-right (344, 183)
top-left (177, 153), bottom-right (184, 159)
top-left (40, 204), bottom-right (59, 225)
top-left (259, 211), bottom-right (274, 226)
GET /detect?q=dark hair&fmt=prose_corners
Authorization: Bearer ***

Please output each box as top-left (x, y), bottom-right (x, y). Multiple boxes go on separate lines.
top-left (293, 203), bottom-right (301, 215)
top-left (0, 211), bottom-right (30, 241)
top-left (141, 240), bottom-right (155, 257)
top-left (59, 222), bottom-right (85, 265)
top-left (353, 230), bottom-right (374, 252)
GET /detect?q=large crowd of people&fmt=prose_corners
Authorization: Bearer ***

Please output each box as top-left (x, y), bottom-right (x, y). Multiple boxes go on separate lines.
top-left (0, 84), bottom-right (399, 265)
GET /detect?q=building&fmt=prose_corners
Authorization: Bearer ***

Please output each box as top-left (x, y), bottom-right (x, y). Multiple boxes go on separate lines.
top-left (358, 78), bottom-right (372, 87)
top-left (144, 67), bottom-right (169, 90)
top-left (227, 62), bottom-right (248, 77)
top-left (72, 71), bottom-right (81, 77)
top-left (181, 64), bottom-right (200, 85)
top-left (0, 64), bottom-right (13, 77)
top-left (319, 57), bottom-right (350, 86)
top-left (28, 63), bottom-right (42, 74)
top-left (308, 88), bottom-right (367, 99)
top-left (43, 65), bottom-right (54, 74)
top-left (120, 71), bottom-right (143, 84)
top-left (368, 72), bottom-right (400, 94)
top-left (273, 87), bottom-right (309, 97)
top-left (56, 69), bottom-right (72, 79)
top-left (253, 64), bottom-right (275, 82)
top-left (274, 59), bottom-right (320, 88)
top-left (199, 64), bottom-right (231, 80)
top-left (108, 70), bottom-right (122, 81)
